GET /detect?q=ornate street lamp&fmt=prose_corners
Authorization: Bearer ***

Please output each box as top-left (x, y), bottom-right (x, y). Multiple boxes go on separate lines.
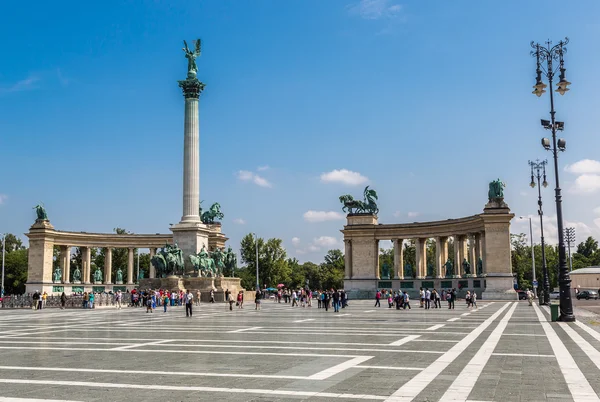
top-left (564, 227), bottom-right (575, 272)
top-left (529, 160), bottom-right (549, 305)
top-left (531, 38), bottom-right (574, 321)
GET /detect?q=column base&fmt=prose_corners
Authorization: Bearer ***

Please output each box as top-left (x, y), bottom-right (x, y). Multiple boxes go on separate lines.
top-left (483, 274), bottom-right (518, 300)
top-left (170, 222), bottom-right (211, 271)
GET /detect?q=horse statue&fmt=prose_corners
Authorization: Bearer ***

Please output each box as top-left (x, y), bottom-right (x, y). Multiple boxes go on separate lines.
top-left (201, 202), bottom-right (224, 224)
top-left (151, 243), bottom-right (185, 277)
top-left (339, 186), bottom-right (379, 215)
top-left (211, 248), bottom-right (226, 277)
top-left (190, 245), bottom-right (217, 277)
top-left (33, 204), bottom-right (48, 221)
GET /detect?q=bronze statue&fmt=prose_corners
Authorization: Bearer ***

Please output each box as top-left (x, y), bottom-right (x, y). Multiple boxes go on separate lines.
top-left (53, 267), bottom-right (62, 282)
top-left (339, 186), bottom-right (379, 215)
top-left (182, 39), bottom-right (201, 78)
top-left (462, 258), bottom-right (471, 275)
top-left (211, 247), bottom-right (225, 276)
top-left (224, 246), bottom-right (237, 276)
top-left (152, 243), bottom-right (185, 277)
top-left (427, 262), bottom-right (434, 277)
top-left (93, 268), bottom-right (103, 283)
top-left (488, 178), bottom-right (505, 201)
top-left (404, 263), bottom-right (412, 278)
top-left (33, 204), bottom-right (48, 221)
top-left (116, 268), bottom-right (123, 283)
top-left (190, 245), bottom-right (217, 277)
top-left (72, 267), bottom-right (81, 282)
top-left (477, 257), bottom-right (483, 276)
top-left (444, 259), bottom-right (454, 277)
top-left (381, 263), bottom-right (390, 280)
top-left (201, 202), bottom-right (224, 224)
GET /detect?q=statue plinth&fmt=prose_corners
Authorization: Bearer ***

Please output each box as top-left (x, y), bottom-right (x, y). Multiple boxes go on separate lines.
top-left (53, 280), bottom-right (61, 284)
top-left (94, 281), bottom-right (102, 285)
top-left (115, 281), bottom-right (123, 285)
top-left (484, 198), bottom-right (509, 211)
top-left (346, 214), bottom-right (378, 226)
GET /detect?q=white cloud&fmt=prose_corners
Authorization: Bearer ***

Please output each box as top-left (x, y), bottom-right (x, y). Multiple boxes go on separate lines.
top-left (0, 76), bottom-right (40, 94)
top-left (320, 169), bottom-right (368, 186)
top-left (257, 165), bottom-right (269, 171)
top-left (569, 174), bottom-right (600, 194)
top-left (236, 170), bottom-right (272, 188)
top-left (393, 211), bottom-right (402, 218)
top-left (594, 206), bottom-right (600, 215)
top-left (348, 0), bottom-right (403, 20)
top-left (520, 191), bottom-right (529, 197)
top-left (565, 159), bottom-right (600, 174)
top-left (407, 212), bottom-right (419, 218)
top-left (313, 236), bottom-right (340, 248)
top-left (232, 218), bottom-right (246, 225)
top-left (291, 237), bottom-right (301, 246)
top-left (0, 194), bottom-right (6, 205)
top-left (303, 210), bottom-right (345, 222)
top-left (513, 214), bottom-right (600, 246)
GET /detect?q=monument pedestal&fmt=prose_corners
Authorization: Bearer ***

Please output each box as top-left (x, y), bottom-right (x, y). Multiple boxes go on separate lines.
top-left (170, 222), bottom-right (210, 270)
top-left (139, 276), bottom-right (248, 302)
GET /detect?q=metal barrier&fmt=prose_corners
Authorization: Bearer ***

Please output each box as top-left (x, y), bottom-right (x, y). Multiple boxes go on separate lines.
top-left (0, 293), bottom-right (133, 309)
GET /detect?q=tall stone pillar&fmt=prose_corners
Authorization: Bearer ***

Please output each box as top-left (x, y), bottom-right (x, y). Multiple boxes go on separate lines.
top-left (481, 198), bottom-right (516, 299)
top-left (453, 235), bottom-right (461, 277)
top-left (105, 248), bottom-right (112, 284)
top-left (393, 239), bottom-right (404, 279)
top-left (63, 246), bottom-right (71, 283)
top-left (25, 220), bottom-right (56, 294)
top-left (415, 238), bottom-right (427, 279)
top-left (435, 237), bottom-right (446, 279)
top-left (83, 247), bottom-right (92, 284)
top-left (171, 57), bottom-right (210, 270)
top-left (127, 248), bottom-right (134, 285)
top-left (149, 248), bottom-right (156, 279)
top-left (469, 235), bottom-right (477, 274)
top-left (479, 233), bottom-right (486, 273)
top-left (374, 240), bottom-right (380, 279)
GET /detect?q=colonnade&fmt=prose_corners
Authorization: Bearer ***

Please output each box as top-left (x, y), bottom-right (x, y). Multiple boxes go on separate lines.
top-left (57, 246), bottom-right (159, 285)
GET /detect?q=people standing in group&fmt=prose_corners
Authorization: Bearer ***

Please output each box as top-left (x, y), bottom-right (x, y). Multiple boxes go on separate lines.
top-left (185, 289), bottom-right (193, 317)
top-left (419, 288), bottom-right (425, 308)
top-left (424, 288), bottom-right (431, 309)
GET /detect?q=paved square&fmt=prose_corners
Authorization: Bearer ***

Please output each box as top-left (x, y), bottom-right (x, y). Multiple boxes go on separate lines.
top-left (1, 300), bottom-right (600, 401)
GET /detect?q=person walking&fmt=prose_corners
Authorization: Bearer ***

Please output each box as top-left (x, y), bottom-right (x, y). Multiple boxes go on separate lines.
top-left (424, 288), bottom-right (431, 309)
top-left (434, 289), bottom-right (441, 309)
top-left (210, 289), bottom-right (215, 303)
top-left (403, 291), bottom-right (411, 309)
top-left (419, 288), bottom-right (425, 308)
top-left (450, 288), bottom-right (456, 310)
top-left (254, 288), bottom-right (262, 310)
top-left (185, 290), bottom-right (193, 317)
top-left (332, 289), bottom-right (340, 313)
top-left (195, 290), bottom-right (201, 306)
top-left (374, 290), bottom-right (381, 307)
top-left (526, 288), bottom-right (533, 306)
top-left (237, 291), bottom-right (244, 309)
top-left (472, 290), bottom-right (477, 309)
top-left (60, 292), bottom-right (67, 309)
top-left (163, 292), bottom-right (169, 313)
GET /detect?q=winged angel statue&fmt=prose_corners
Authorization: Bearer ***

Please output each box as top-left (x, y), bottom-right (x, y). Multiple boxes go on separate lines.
top-left (183, 39), bottom-right (201, 78)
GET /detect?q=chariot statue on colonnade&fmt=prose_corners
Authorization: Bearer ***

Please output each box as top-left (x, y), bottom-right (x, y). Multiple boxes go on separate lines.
top-left (199, 201), bottom-right (224, 224)
top-left (339, 186), bottom-right (379, 215)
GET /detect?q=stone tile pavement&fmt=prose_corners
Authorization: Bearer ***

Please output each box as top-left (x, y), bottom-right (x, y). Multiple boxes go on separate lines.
top-left (0, 298), bottom-right (599, 401)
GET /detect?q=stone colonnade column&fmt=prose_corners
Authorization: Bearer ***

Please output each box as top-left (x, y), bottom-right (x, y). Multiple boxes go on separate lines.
top-left (105, 248), bottom-right (112, 284)
top-left (469, 235), bottom-right (477, 274)
top-left (61, 246), bottom-right (70, 284)
top-left (393, 239), bottom-right (403, 279)
top-left (83, 247), bottom-right (92, 284)
top-left (127, 248), bottom-right (134, 285)
top-left (149, 248), bottom-right (156, 279)
top-left (458, 236), bottom-right (467, 276)
top-left (453, 236), bottom-right (461, 276)
top-left (374, 240), bottom-right (380, 279)
top-left (415, 238), bottom-right (427, 278)
top-left (435, 237), bottom-right (447, 278)
top-left (480, 233), bottom-right (486, 273)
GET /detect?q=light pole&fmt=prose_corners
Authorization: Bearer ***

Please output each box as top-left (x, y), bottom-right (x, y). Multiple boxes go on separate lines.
top-left (1, 233), bottom-right (5, 297)
top-left (564, 227), bottom-right (575, 272)
top-left (531, 37), bottom-right (574, 321)
top-left (520, 217), bottom-right (537, 298)
top-left (253, 233), bottom-right (259, 290)
top-left (529, 160), bottom-right (549, 305)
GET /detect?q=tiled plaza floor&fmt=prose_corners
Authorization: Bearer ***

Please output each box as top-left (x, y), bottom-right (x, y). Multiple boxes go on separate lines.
top-left (1, 299), bottom-right (600, 401)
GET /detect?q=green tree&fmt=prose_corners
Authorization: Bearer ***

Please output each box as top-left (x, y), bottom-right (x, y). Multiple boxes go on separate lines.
top-left (379, 247), bottom-right (393, 277)
top-left (321, 249), bottom-right (344, 289)
top-left (576, 236), bottom-right (598, 258)
top-left (3, 233), bottom-right (24, 252)
top-left (239, 233), bottom-right (290, 289)
top-left (2, 233), bottom-right (28, 295)
top-left (403, 240), bottom-right (416, 270)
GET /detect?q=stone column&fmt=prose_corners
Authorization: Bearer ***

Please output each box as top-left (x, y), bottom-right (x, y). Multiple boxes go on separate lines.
top-left (149, 248), bottom-right (156, 279)
top-left (63, 246), bottom-right (71, 283)
top-left (83, 247), bottom-right (92, 284)
top-left (127, 248), bottom-right (134, 285)
top-left (105, 248), bottom-right (112, 284)
top-left (435, 237), bottom-right (446, 278)
top-left (393, 239), bottom-right (404, 279)
top-left (374, 240), bottom-right (380, 279)
top-left (480, 232), bottom-right (486, 274)
top-left (178, 77), bottom-right (203, 224)
top-left (469, 235), bottom-right (477, 275)
top-left (415, 238), bottom-right (427, 279)
top-left (453, 236), bottom-right (461, 277)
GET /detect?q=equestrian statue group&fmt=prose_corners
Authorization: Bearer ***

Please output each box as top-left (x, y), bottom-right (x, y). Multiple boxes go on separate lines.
top-left (339, 186), bottom-right (379, 215)
top-left (189, 245), bottom-right (237, 277)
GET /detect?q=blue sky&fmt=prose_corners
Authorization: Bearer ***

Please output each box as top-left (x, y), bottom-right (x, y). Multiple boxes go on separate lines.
top-left (2, 0), bottom-right (600, 262)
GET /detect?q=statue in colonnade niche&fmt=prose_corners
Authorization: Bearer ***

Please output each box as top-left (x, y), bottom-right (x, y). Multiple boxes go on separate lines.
top-left (381, 263), bottom-right (390, 280)
top-left (477, 258), bottom-right (483, 276)
top-left (72, 267), bottom-right (81, 282)
top-left (462, 258), bottom-right (471, 276)
top-left (427, 262), bottom-right (435, 277)
top-left (339, 186), bottom-right (379, 215)
top-left (116, 268), bottom-right (123, 283)
top-left (53, 267), bottom-right (62, 283)
top-left (444, 259), bottom-right (454, 278)
top-left (403, 263), bottom-right (412, 278)
top-left (93, 268), bottom-right (103, 283)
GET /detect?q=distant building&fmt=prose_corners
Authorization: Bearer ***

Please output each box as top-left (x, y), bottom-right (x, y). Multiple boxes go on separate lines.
top-left (570, 267), bottom-right (600, 290)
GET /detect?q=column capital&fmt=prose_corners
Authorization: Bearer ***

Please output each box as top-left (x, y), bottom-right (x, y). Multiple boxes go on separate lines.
top-left (178, 78), bottom-right (205, 99)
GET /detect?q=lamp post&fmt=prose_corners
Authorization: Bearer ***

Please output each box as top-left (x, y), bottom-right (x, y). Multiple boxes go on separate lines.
top-left (531, 38), bottom-right (574, 321)
top-left (564, 227), bottom-right (575, 272)
top-left (253, 233), bottom-right (259, 290)
top-left (519, 217), bottom-right (537, 298)
top-left (1, 233), bottom-right (5, 298)
top-left (528, 160), bottom-right (549, 305)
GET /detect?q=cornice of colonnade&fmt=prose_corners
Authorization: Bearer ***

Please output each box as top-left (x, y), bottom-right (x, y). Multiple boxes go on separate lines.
top-left (26, 226), bottom-right (174, 249)
top-left (341, 214), bottom-right (487, 239)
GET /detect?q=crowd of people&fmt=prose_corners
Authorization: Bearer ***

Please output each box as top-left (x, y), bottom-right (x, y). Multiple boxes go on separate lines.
top-left (373, 288), bottom-right (478, 310)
